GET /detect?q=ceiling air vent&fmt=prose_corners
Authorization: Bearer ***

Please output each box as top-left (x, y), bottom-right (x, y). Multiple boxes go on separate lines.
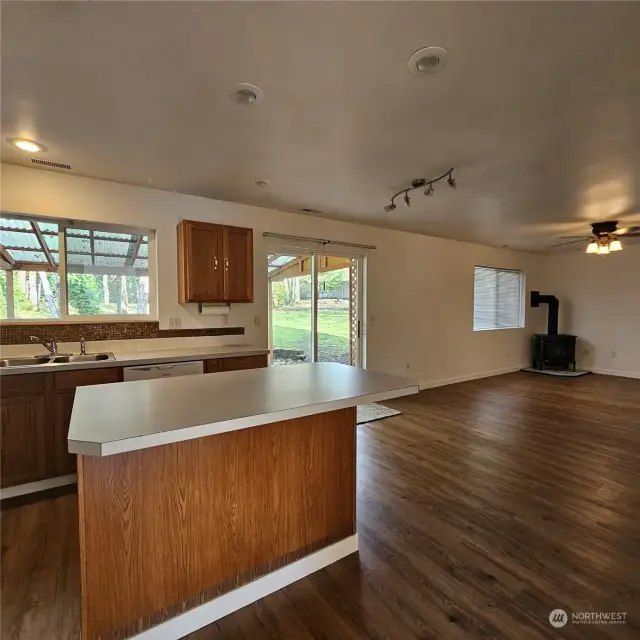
top-left (30, 158), bottom-right (72, 170)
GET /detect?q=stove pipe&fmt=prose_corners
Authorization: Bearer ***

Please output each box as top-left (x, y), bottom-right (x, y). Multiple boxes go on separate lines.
top-left (530, 290), bottom-right (559, 335)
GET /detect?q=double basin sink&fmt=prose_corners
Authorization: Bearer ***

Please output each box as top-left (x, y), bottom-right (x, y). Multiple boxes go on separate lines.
top-left (0, 353), bottom-right (115, 368)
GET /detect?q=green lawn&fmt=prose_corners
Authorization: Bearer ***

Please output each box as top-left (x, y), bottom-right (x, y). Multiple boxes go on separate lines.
top-left (272, 308), bottom-right (350, 364)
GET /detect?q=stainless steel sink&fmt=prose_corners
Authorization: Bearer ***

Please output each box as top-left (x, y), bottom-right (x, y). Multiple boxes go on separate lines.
top-left (51, 353), bottom-right (115, 364)
top-left (0, 352), bottom-right (115, 368)
top-left (0, 356), bottom-right (53, 367)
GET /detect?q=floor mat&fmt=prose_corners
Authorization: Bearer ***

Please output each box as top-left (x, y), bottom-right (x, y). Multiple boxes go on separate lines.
top-left (357, 403), bottom-right (401, 424)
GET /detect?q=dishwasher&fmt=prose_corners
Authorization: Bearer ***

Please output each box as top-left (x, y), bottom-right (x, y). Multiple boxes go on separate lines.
top-left (123, 360), bottom-right (204, 381)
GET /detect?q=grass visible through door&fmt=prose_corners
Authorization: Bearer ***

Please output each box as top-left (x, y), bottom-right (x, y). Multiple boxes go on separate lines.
top-left (273, 305), bottom-right (349, 364)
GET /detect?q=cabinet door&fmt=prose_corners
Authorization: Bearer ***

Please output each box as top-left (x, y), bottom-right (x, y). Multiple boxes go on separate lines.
top-left (223, 226), bottom-right (253, 302)
top-left (204, 359), bottom-right (221, 374)
top-left (1, 395), bottom-right (47, 488)
top-left (179, 221), bottom-right (225, 302)
top-left (53, 391), bottom-right (78, 476)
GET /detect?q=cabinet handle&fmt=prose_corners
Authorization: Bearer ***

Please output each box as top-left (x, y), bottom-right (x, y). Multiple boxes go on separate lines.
top-left (213, 257), bottom-right (218, 271)
top-left (225, 259), bottom-right (229, 271)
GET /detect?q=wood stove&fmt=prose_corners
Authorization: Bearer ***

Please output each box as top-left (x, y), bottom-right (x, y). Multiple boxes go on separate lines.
top-left (530, 290), bottom-right (577, 371)
top-left (532, 333), bottom-right (577, 371)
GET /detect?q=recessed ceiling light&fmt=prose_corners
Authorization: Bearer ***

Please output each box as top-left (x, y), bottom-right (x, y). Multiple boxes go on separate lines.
top-left (251, 178), bottom-right (270, 187)
top-left (228, 83), bottom-right (264, 106)
top-left (7, 137), bottom-right (48, 153)
top-left (407, 46), bottom-right (449, 76)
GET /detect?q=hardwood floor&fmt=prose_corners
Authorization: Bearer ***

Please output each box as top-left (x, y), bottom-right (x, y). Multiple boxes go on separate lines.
top-left (2, 372), bottom-right (639, 639)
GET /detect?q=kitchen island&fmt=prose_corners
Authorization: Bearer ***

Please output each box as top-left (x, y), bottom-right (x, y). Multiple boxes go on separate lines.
top-left (70, 362), bottom-right (418, 640)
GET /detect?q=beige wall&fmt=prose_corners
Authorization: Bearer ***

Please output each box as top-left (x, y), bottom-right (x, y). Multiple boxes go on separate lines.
top-left (543, 245), bottom-right (640, 378)
top-left (1, 163), bottom-right (544, 387)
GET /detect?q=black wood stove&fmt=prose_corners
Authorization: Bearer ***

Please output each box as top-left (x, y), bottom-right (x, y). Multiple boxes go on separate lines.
top-left (530, 291), bottom-right (577, 371)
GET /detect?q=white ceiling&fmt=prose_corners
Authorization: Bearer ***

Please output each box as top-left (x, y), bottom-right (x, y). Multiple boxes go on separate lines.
top-left (2, 1), bottom-right (639, 251)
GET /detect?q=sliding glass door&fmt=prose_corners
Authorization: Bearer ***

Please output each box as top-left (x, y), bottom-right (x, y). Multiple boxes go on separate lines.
top-left (315, 255), bottom-right (361, 365)
top-left (268, 252), bottom-right (313, 366)
top-left (268, 251), bottom-right (364, 367)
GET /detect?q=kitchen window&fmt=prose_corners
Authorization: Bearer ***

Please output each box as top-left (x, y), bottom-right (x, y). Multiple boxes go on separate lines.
top-left (473, 266), bottom-right (524, 331)
top-left (0, 213), bottom-right (156, 321)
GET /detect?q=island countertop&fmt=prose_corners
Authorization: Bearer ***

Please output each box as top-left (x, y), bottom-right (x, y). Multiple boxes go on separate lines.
top-left (69, 362), bottom-right (418, 456)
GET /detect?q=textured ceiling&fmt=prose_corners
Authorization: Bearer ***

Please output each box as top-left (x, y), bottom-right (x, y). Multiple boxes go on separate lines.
top-left (2, 1), bottom-right (639, 250)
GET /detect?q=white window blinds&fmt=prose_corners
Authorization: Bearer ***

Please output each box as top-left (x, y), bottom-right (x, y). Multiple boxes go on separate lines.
top-left (473, 267), bottom-right (524, 331)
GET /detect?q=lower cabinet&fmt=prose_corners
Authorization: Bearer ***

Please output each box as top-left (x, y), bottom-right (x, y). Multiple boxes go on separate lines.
top-left (0, 368), bottom-right (122, 488)
top-left (1, 355), bottom-right (266, 489)
top-left (0, 394), bottom-right (47, 488)
top-left (52, 391), bottom-right (78, 477)
top-left (51, 368), bottom-right (123, 477)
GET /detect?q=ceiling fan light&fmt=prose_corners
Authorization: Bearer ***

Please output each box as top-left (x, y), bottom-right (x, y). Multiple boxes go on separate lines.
top-left (609, 239), bottom-right (623, 252)
top-left (586, 241), bottom-right (598, 254)
top-left (596, 243), bottom-right (610, 255)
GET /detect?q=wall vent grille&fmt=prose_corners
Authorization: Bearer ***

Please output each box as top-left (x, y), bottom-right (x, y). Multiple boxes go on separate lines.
top-left (30, 158), bottom-right (72, 170)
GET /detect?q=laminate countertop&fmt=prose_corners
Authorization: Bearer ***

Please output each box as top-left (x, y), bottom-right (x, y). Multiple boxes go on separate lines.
top-left (0, 344), bottom-right (269, 375)
top-left (69, 362), bottom-right (419, 457)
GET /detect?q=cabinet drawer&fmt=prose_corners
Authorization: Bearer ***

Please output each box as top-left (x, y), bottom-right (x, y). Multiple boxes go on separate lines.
top-left (205, 355), bottom-right (267, 374)
top-left (1, 373), bottom-right (46, 398)
top-left (217, 355), bottom-right (268, 372)
top-left (54, 367), bottom-right (122, 391)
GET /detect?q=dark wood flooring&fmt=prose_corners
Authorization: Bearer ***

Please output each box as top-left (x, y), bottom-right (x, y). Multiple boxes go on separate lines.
top-left (2, 372), bottom-right (639, 639)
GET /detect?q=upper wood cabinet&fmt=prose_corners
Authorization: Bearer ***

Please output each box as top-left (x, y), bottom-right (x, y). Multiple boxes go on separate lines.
top-left (178, 220), bottom-right (253, 303)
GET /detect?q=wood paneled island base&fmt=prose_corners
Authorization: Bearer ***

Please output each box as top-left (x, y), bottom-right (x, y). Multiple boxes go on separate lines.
top-left (78, 408), bottom-right (356, 640)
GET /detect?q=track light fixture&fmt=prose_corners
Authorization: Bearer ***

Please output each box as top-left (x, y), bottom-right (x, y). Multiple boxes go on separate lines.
top-left (384, 168), bottom-right (456, 213)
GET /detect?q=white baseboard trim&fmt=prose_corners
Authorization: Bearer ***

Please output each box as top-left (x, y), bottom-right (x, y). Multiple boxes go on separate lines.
top-left (419, 365), bottom-right (527, 391)
top-left (129, 533), bottom-right (359, 640)
top-left (591, 368), bottom-right (640, 380)
top-left (0, 474), bottom-right (77, 500)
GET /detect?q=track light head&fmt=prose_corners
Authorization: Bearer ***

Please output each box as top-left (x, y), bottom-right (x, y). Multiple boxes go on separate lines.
top-left (447, 174), bottom-right (456, 189)
top-left (384, 203), bottom-right (396, 213)
top-left (404, 193), bottom-right (411, 208)
top-left (424, 184), bottom-right (434, 196)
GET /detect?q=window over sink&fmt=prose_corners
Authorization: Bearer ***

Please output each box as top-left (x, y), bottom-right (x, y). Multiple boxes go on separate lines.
top-left (0, 213), bottom-right (156, 321)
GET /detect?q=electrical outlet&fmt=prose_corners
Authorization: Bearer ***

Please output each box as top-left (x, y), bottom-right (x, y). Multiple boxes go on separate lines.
top-left (254, 315), bottom-right (261, 327)
top-left (222, 315), bottom-right (228, 325)
top-left (583, 348), bottom-right (589, 356)
top-left (168, 317), bottom-right (182, 330)
top-left (611, 351), bottom-right (617, 359)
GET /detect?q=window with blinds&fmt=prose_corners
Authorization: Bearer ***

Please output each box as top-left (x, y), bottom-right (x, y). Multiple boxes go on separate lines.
top-left (473, 266), bottom-right (524, 331)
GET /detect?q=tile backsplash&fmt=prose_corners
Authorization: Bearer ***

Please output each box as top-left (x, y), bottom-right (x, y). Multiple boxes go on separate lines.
top-left (0, 322), bottom-right (243, 345)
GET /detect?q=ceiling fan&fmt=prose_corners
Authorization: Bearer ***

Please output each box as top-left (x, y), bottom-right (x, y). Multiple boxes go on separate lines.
top-left (553, 221), bottom-right (640, 255)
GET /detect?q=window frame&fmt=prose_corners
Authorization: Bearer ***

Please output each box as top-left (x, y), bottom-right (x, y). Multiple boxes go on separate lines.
top-left (472, 265), bottom-right (525, 332)
top-left (0, 211), bottom-right (158, 323)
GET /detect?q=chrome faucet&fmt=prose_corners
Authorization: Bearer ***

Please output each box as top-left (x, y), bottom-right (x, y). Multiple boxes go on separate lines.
top-left (30, 335), bottom-right (58, 355)
top-left (80, 336), bottom-right (87, 355)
